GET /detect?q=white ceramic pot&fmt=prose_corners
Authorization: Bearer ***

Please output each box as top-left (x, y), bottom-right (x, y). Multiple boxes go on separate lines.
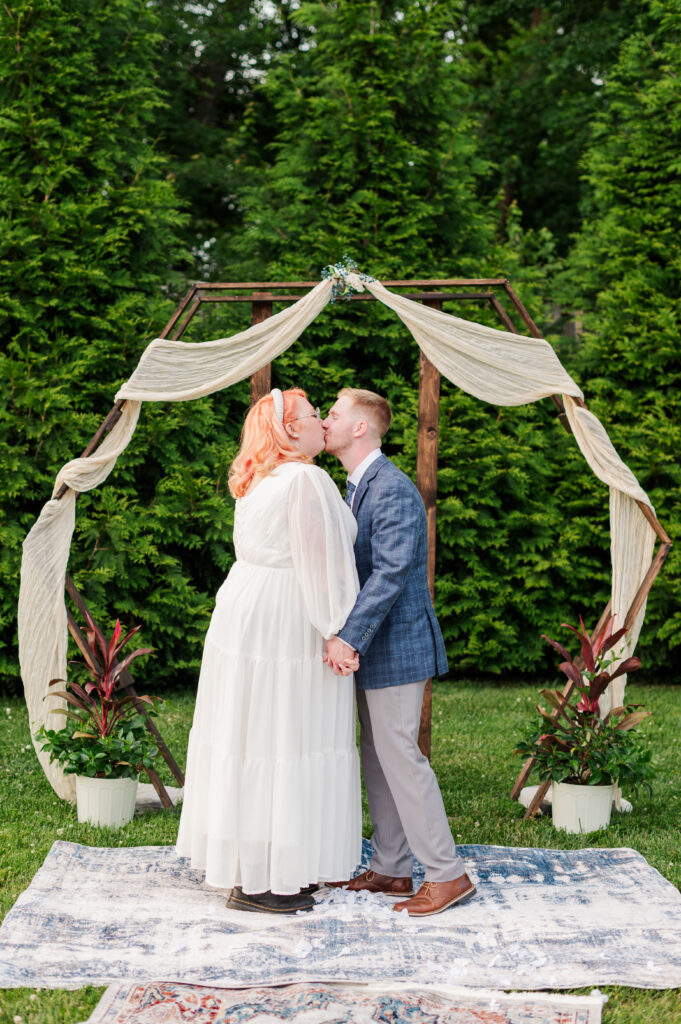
top-left (76, 775), bottom-right (139, 828)
top-left (551, 780), bottom-right (615, 834)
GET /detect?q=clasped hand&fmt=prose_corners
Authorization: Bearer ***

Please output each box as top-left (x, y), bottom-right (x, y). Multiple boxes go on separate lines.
top-left (324, 636), bottom-right (359, 676)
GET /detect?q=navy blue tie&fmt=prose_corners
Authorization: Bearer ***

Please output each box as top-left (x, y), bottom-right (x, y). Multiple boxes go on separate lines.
top-left (345, 480), bottom-right (356, 507)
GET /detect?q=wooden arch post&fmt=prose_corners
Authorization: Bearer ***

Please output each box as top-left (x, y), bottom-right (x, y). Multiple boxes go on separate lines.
top-left (53, 277), bottom-right (672, 800)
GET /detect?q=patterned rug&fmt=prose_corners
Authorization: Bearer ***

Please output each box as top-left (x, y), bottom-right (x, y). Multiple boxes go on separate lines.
top-left (83, 980), bottom-right (605, 1024)
top-left (1, 839), bottom-right (680, 990)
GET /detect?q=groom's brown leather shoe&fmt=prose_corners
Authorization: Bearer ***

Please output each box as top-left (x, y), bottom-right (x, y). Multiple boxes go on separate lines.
top-left (328, 869), bottom-right (414, 896)
top-left (393, 873), bottom-right (476, 916)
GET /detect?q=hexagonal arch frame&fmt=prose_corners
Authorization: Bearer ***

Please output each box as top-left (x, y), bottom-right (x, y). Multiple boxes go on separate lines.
top-left (57, 277), bottom-right (672, 815)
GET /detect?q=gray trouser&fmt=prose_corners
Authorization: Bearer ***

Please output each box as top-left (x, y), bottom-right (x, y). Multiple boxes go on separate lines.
top-left (356, 680), bottom-right (465, 882)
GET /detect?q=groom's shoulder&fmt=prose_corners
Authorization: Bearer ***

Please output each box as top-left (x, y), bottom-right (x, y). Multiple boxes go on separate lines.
top-left (373, 456), bottom-right (420, 498)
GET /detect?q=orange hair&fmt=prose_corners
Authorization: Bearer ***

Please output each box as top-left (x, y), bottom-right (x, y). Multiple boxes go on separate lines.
top-left (228, 388), bottom-right (313, 498)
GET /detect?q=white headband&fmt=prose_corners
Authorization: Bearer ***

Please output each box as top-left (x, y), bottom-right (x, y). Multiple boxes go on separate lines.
top-left (270, 388), bottom-right (284, 424)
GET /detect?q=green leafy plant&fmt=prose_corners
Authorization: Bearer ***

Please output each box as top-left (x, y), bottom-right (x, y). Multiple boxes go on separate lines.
top-left (515, 615), bottom-right (655, 791)
top-left (35, 613), bottom-right (159, 780)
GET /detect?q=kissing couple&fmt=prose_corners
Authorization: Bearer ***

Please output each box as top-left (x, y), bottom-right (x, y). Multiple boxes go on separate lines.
top-left (176, 387), bottom-right (476, 917)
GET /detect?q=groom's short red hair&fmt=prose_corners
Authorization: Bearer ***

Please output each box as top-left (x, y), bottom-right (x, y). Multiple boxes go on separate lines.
top-left (338, 388), bottom-right (392, 439)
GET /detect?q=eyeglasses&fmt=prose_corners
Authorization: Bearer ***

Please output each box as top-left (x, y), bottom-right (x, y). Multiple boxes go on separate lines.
top-left (289, 407), bottom-right (321, 422)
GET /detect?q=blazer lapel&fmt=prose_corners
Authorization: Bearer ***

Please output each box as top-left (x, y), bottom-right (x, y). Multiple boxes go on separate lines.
top-left (352, 453), bottom-right (387, 517)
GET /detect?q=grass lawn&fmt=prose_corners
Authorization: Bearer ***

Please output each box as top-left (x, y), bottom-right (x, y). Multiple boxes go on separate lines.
top-left (1, 680), bottom-right (680, 1023)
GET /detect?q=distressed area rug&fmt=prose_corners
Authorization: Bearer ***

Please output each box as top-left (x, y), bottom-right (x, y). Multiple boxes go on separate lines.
top-left (2, 840), bottom-right (681, 990)
top-left (83, 980), bottom-right (605, 1024)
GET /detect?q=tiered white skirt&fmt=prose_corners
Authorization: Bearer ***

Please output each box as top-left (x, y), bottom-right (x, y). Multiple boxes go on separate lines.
top-left (175, 561), bottom-right (362, 894)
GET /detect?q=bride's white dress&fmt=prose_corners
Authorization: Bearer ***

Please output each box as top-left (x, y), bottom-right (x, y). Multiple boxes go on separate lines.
top-left (175, 461), bottom-right (362, 894)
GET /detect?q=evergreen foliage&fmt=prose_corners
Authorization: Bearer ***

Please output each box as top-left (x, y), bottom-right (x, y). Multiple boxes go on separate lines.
top-left (0, 0), bottom-right (209, 690)
top-left (150, 0), bottom-right (306, 267)
top-left (0, 0), bottom-right (678, 696)
top-left (562, 0), bottom-right (681, 672)
top-left (222, 0), bottom-right (494, 279)
top-left (192, 0), bottom-right (587, 676)
top-left (463, 0), bottom-right (646, 251)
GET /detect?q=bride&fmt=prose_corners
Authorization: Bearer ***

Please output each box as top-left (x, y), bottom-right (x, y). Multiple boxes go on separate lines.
top-left (176, 387), bottom-right (362, 913)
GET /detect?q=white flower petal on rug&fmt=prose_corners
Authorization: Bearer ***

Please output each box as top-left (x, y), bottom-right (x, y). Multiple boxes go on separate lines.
top-left (445, 962), bottom-right (472, 984)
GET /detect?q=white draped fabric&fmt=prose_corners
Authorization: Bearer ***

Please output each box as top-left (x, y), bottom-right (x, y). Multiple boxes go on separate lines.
top-left (18, 271), bottom-right (658, 800)
top-left (563, 397), bottom-right (657, 713)
top-left (116, 279), bottom-right (334, 403)
top-left (363, 279), bottom-right (584, 406)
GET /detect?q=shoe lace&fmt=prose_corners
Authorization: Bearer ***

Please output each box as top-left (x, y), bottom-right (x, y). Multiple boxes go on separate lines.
top-left (421, 881), bottom-right (438, 895)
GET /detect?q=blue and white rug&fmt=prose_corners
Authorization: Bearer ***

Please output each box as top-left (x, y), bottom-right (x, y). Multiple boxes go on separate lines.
top-left (1, 839), bottom-right (680, 990)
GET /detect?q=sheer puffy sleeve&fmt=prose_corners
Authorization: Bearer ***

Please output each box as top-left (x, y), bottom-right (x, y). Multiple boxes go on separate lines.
top-left (288, 464), bottom-right (359, 639)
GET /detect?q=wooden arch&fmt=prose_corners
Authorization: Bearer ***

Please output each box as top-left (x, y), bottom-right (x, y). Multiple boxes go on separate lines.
top-left (58, 277), bottom-right (672, 811)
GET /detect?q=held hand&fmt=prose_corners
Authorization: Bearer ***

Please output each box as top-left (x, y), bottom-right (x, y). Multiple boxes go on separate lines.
top-left (324, 636), bottom-right (359, 676)
top-left (342, 650), bottom-right (360, 675)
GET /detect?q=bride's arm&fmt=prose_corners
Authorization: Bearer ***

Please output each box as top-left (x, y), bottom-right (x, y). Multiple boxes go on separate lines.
top-left (288, 465), bottom-right (359, 640)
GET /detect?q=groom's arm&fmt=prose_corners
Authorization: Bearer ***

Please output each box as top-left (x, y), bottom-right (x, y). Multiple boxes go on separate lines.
top-left (335, 480), bottom-right (421, 655)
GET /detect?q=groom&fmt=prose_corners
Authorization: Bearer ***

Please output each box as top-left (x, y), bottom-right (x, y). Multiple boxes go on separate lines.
top-left (323, 388), bottom-right (476, 917)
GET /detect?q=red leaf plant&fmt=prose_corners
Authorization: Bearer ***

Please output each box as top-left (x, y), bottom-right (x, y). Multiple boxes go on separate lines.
top-left (46, 609), bottom-right (156, 742)
top-left (35, 611), bottom-right (160, 780)
top-left (516, 616), bottom-right (654, 788)
top-left (541, 613), bottom-right (642, 719)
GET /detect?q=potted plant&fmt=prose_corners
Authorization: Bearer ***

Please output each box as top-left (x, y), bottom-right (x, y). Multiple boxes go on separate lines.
top-left (35, 613), bottom-right (159, 828)
top-left (515, 615), bottom-right (655, 834)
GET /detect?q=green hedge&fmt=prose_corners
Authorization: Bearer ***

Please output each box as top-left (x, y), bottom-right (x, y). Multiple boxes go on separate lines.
top-left (1, 0), bottom-right (678, 695)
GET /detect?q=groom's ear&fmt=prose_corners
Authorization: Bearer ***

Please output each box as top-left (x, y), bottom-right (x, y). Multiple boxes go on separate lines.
top-left (353, 419), bottom-right (369, 438)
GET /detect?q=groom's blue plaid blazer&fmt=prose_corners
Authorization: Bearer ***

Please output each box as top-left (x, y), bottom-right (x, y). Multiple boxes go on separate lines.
top-left (337, 454), bottom-right (448, 689)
